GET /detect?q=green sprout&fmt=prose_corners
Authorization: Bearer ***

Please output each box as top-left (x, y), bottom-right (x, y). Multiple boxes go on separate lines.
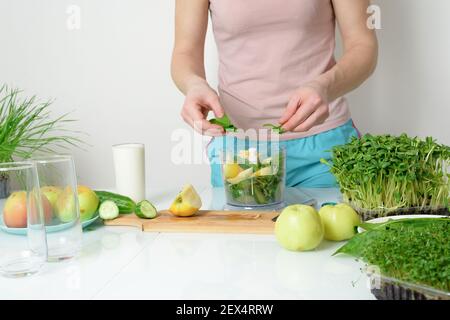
top-left (334, 218), bottom-right (450, 292)
top-left (322, 134), bottom-right (450, 213)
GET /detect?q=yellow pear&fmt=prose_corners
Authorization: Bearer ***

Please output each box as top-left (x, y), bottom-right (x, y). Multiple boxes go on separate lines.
top-left (169, 184), bottom-right (202, 217)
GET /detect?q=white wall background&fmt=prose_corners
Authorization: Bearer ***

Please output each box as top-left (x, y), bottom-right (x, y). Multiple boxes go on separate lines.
top-left (0, 0), bottom-right (449, 192)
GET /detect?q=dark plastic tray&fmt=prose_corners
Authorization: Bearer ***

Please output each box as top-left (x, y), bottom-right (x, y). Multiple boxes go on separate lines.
top-left (349, 204), bottom-right (449, 221)
top-left (368, 272), bottom-right (450, 300)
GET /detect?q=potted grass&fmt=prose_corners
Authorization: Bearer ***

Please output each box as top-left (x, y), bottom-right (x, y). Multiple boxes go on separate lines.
top-left (322, 134), bottom-right (450, 220)
top-left (0, 85), bottom-right (83, 199)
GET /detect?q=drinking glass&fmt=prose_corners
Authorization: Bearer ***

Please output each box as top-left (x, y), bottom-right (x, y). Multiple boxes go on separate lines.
top-left (0, 162), bottom-right (47, 277)
top-left (33, 155), bottom-right (82, 262)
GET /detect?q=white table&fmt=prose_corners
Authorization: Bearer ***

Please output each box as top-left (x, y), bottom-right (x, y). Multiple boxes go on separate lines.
top-left (0, 188), bottom-right (374, 300)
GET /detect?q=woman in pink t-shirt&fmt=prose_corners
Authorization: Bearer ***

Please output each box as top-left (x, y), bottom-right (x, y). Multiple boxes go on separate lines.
top-left (172, 0), bottom-right (378, 187)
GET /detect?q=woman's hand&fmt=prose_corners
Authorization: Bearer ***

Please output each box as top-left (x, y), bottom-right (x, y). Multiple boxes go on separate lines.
top-left (181, 83), bottom-right (225, 136)
top-left (279, 82), bottom-right (330, 132)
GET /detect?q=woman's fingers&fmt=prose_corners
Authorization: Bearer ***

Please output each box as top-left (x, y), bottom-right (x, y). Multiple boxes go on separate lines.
top-left (183, 104), bottom-right (224, 136)
top-left (181, 85), bottom-right (226, 136)
top-left (279, 95), bottom-right (300, 124)
top-left (292, 105), bottom-right (329, 132)
top-left (206, 95), bottom-right (225, 118)
top-left (281, 98), bottom-right (321, 131)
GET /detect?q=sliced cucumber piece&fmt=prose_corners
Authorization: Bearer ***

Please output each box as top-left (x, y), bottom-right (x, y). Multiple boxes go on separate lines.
top-left (99, 200), bottom-right (119, 220)
top-left (135, 200), bottom-right (158, 219)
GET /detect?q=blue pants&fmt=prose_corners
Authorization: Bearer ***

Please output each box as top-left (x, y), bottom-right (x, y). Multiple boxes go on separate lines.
top-left (207, 120), bottom-right (359, 188)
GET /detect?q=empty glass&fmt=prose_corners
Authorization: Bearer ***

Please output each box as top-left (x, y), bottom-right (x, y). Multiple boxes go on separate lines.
top-left (33, 155), bottom-right (82, 262)
top-left (0, 162), bottom-right (47, 277)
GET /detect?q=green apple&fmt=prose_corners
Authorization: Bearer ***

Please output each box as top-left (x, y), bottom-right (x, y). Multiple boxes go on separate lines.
top-left (41, 186), bottom-right (62, 209)
top-left (319, 203), bottom-right (361, 241)
top-left (77, 185), bottom-right (99, 221)
top-left (275, 204), bottom-right (324, 251)
top-left (55, 186), bottom-right (77, 223)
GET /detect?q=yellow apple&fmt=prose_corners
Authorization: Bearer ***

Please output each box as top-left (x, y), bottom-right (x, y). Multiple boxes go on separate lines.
top-left (275, 205), bottom-right (324, 251)
top-left (169, 184), bottom-right (202, 217)
top-left (55, 186), bottom-right (77, 223)
top-left (41, 186), bottom-right (62, 209)
top-left (77, 185), bottom-right (99, 221)
top-left (319, 203), bottom-right (361, 241)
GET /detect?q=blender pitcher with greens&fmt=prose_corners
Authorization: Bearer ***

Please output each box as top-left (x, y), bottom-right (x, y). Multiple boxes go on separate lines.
top-left (221, 138), bottom-right (286, 210)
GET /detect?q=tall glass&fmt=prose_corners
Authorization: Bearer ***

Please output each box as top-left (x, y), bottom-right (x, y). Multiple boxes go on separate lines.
top-left (0, 162), bottom-right (47, 277)
top-left (33, 155), bottom-right (82, 262)
top-left (112, 143), bottom-right (146, 202)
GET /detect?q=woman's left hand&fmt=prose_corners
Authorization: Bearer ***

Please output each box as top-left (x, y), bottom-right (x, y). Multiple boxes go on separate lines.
top-left (279, 82), bottom-right (330, 132)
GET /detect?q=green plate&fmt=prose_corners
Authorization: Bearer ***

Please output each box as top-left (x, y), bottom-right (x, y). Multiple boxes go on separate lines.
top-left (0, 214), bottom-right (99, 235)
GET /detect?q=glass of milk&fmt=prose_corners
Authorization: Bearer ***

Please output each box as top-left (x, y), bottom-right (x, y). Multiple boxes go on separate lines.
top-left (112, 143), bottom-right (146, 202)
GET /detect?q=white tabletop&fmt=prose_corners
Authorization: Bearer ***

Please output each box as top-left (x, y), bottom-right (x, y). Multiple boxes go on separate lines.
top-left (0, 187), bottom-right (374, 300)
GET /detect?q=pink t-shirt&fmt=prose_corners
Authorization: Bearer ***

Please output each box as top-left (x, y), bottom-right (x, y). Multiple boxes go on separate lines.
top-left (209, 0), bottom-right (351, 140)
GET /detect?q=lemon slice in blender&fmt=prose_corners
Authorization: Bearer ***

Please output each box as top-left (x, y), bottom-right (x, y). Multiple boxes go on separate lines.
top-left (224, 163), bottom-right (242, 179)
top-left (227, 168), bottom-right (254, 185)
top-left (260, 157), bottom-right (272, 165)
top-left (254, 166), bottom-right (273, 177)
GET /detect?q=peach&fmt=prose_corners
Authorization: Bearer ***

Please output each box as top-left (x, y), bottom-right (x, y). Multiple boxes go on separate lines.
top-left (3, 191), bottom-right (52, 228)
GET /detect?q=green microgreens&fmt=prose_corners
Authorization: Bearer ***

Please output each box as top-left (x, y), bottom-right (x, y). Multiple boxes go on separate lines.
top-left (321, 134), bottom-right (450, 213)
top-left (334, 218), bottom-right (450, 292)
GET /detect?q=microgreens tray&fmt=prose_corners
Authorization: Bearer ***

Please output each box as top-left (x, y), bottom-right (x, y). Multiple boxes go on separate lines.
top-left (349, 203), bottom-right (450, 221)
top-left (335, 217), bottom-right (450, 300)
top-left (367, 270), bottom-right (450, 300)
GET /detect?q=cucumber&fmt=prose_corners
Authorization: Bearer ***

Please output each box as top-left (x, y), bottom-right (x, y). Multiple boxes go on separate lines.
top-left (99, 200), bottom-right (119, 220)
top-left (254, 187), bottom-right (267, 204)
top-left (135, 200), bottom-right (157, 219)
top-left (94, 191), bottom-right (136, 213)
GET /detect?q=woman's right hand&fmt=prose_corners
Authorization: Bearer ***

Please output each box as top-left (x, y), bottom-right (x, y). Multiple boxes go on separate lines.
top-left (181, 83), bottom-right (225, 136)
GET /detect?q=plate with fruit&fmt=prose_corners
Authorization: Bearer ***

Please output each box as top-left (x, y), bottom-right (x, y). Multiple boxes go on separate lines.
top-left (0, 185), bottom-right (100, 235)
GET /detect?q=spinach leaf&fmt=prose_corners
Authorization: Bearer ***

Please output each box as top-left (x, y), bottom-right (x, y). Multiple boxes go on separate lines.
top-left (209, 115), bottom-right (237, 132)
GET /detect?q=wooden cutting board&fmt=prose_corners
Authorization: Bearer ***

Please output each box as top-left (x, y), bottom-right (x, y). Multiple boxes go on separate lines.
top-left (104, 210), bottom-right (279, 234)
